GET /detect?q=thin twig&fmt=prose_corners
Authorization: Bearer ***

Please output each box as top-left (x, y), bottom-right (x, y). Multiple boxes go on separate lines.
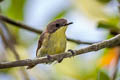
top-left (112, 47), bottom-right (120, 80)
top-left (67, 38), bottom-right (95, 44)
top-left (0, 15), bottom-right (95, 45)
top-left (0, 27), bottom-right (20, 59)
top-left (0, 15), bottom-right (42, 34)
top-left (0, 24), bottom-right (30, 80)
top-left (0, 34), bottom-right (120, 69)
top-left (0, 21), bottom-right (16, 44)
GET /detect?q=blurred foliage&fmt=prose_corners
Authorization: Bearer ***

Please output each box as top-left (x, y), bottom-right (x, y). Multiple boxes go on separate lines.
top-left (0, 0), bottom-right (3, 3)
top-left (0, 45), bottom-right (29, 79)
top-left (73, 0), bottom-right (109, 20)
top-left (1, 0), bottom-right (26, 44)
top-left (0, 0), bottom-right (120, 80)
top-left (97, 16), bottom-right (120, 37)
top-left (98, 48), bottom-right (118, 67)
top-left (6, 45), bottom-right (29, 61)
top-left (55, 57), bottom-right (98, 80)
top-left (53, 9), bottom-right (71, 20)
top-left (97, 16), bottom-right (120, 29)
top-left (97, 0), bottom-right (111, 4)
top-left (3, 0), bottom-right (26, 20)
top-left (97, 69), bottom-right (110, 80)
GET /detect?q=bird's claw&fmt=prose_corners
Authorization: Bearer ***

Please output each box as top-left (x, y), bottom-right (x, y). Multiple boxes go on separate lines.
top-left (68, 49), bottom-right (75, 56)
top-left (47, 54), bottom-right (52, 61)
top-left (57, 57), bottom-right (64, 63)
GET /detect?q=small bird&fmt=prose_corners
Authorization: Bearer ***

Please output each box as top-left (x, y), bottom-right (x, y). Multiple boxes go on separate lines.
top-left (27, 19), bottom-right (72, 69)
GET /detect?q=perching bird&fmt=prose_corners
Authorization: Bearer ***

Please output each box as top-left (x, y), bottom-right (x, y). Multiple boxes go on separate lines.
top-left (27, 19), bottom-right (72, 69)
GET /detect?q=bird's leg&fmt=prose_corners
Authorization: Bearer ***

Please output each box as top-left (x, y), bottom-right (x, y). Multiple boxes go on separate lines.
top-left (57, 57), bottom-right (64, 63)
top-left (47, 54), bottom-right (52, 61)
top-left (46, 54), bottom-right (64, 63)
top-left (45, 54), bottom-right (53, 64)
top-left (68, 49), bottom-right (75, 56)
top-left (58, 49), bottom-right (75, 63)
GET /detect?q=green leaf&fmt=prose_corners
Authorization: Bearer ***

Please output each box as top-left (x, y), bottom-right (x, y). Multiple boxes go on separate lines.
top-left (4, 0), bottom-right (26, 20)
top-left (54, 10), bottom-right (68, 19)
top-left (97, 16), bottom-right (120, 35)
top-left (97, 16), bottom-right (119, 29)
top-left (97, 0), bottom-right (111, 4)
top-left (97, 70), bottom-right (110, 80)
top-left (52, 9), bottom-right (70, 21)
top-left (1, 0), bottom-right (26, 43)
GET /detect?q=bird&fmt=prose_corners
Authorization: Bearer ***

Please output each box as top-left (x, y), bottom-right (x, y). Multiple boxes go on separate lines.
top-left (27, 19), bottom-right (73, 69)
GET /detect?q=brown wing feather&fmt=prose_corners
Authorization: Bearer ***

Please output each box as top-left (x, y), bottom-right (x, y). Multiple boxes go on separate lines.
top-left (27, 32), bottom-right (46, 69)
top-left (36, 32), bottom-right (46, 56)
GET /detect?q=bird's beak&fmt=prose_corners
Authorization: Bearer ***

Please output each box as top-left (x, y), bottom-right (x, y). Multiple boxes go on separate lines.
top-left (64, 22), bottom-right (73, 26)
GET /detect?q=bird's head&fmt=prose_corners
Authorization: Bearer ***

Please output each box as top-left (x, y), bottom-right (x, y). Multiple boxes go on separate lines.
top-left (46, 19), bottom-right (73, 33)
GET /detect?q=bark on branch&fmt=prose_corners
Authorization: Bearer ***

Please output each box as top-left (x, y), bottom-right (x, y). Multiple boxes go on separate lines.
top-left (0, 15), bottom-right (95, 44)
top-left (0, 34), bottom-right (120, 69)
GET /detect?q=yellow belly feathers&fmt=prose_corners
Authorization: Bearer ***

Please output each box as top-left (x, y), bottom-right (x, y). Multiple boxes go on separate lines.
top-left (39, 27), bottom-right (67, 57)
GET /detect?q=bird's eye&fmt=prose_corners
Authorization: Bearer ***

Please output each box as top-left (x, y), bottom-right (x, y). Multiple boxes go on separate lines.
top-left (55, 23), bottom-right (60, 27)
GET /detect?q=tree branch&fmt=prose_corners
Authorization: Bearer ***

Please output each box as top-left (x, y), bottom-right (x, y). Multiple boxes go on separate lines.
top-left (0, 15), bottom-right (42, 34)
top-left (0, 15), bottom-right (95, 45)
top-left (0, 23), bottom-right (30, 80)
top-left (112, 47), bottom-right (120, 80)
top-left (67, 38), bottom-right (95, 44)
top-left (0, 34), bottom-right (120, 69)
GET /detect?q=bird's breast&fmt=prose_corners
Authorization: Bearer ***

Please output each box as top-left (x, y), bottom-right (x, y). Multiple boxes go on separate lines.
top-left (40, 27), bottom-right (67, 56)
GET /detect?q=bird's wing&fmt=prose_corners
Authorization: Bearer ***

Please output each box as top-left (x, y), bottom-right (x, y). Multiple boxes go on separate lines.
top-left (36, 32), bottom-right (46, 57)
